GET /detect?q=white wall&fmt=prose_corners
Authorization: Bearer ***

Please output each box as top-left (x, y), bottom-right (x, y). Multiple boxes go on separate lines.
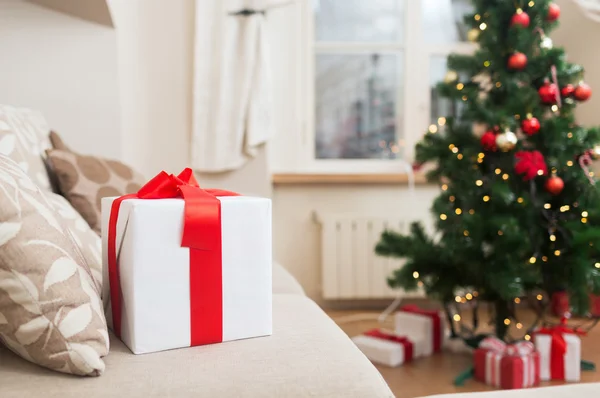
top-left (107, 0), bottom-right (272, 197)
top-left (0, 0), bottom-right (121, 158)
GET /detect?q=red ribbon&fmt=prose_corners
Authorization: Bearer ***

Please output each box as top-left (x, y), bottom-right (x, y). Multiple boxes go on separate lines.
top-left (364, 329), bottom-right (413, 362)
top-left (400, 305), bottom-right (442, 352)
top-left (535, 318), bottom-right (586, 379)
top-left (107, 168), bottom-right (239, 345)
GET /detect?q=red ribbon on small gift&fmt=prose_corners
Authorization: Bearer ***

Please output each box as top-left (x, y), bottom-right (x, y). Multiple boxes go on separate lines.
top-left (535, 318), bottom-right (586, 380)
top-left (400, 305), bottom-right (442, 352)
top-left (107, 168), bottom-right (239, 345)
top-left (364, 329), bottom-right (413, 361)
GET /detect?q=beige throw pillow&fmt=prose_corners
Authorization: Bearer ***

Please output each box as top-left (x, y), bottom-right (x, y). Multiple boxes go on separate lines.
top-left (0, 105), bottom-right (52, 191)
top-left (0, 155), bottom-right (108, 376)
top-left (46, 193), bottom-right (103, 292)
top-left (46, 147), bottom-right (144, 233)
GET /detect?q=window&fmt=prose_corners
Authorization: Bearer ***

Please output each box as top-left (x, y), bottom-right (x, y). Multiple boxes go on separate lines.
top-left (295, 0), bottom-right (475, 173)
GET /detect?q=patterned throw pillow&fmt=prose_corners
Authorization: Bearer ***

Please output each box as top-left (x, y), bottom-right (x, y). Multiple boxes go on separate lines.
top-left (0, 155), bottom-right (108, 376)
top-left (0, 105), bottom-right (52, 191)
top-left (46, 146), bottom-right (145, 233)
top-left (45, 193), bottom-right (103, 291)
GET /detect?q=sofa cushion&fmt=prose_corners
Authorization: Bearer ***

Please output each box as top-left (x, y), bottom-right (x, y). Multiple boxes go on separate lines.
top-left (46, 147), bottom-right (145, 233)
top-left (0, 155), bottom-right (108, 376)
top-left (0, 295), bottom-right (393, 397)
top-left (0, 105), bottom-right (52, 191)
top-left (45, 193), bottom-right (103, 291)
top-left (273, 262), bottom-right (305, 295)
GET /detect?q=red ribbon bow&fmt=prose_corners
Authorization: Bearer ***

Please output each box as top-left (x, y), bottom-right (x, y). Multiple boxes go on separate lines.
top-left (515, 150), bottom-right (548, 181)
top-left (535, 318), bottom-right (586, 379)
top-left (479, 336), bottom-right (535, 357)
top-left (364, 329), bottom-right (413, 362)
top-left (400, 305), bottom-right (442, 353)
top-left (107, 168), bottom-right (239, 345)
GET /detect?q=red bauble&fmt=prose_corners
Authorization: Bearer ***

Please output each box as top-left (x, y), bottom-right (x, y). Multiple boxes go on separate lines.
top-left (515, 150), bottom-right (548, 181)
top-left (574, 82), bottom-right (592, 101)
top-left (481, 131), bottom-right (497, 151)
top-left (539, 81), bottom-right (559, 104)
top-left (561, 84), bottom-right (575, 98)
top-left (511, 10), bottom-right (530, 27)
top-left (521, 117), bottom-right (541, 136)
top-left (545, 175), bottom-right (564, 195)
top-left (547, 3), bottom-right (560, 22)
top-left (508, 52), bottom-right (527, 70)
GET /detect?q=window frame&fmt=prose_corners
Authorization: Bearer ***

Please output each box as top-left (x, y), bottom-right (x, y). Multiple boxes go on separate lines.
top-left (295, 0), bottom-right (476, 174)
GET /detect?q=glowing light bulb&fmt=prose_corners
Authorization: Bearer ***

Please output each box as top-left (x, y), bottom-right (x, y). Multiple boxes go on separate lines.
top-left (480, 23), bottom-right (487, 30)
top-left (514, 297), bottom-right (521, 304)
top-left (453, 314), bottom-right (461, 321)
top-left (440, 214), bottom-right (447, 220)
top-left (476, 180), bottom-right (483, 186)
top-left (483, 195), bottom-right (490, 202)
top-left (504, 318), bottom-right (511, 325)
top-left (413, 271), bottom-right (419, 279)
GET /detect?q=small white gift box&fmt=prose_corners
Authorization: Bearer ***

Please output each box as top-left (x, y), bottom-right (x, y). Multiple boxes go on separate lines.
top-left (352, 329), bottom-right (421, 367)
top-left (394, 305), bottom-right (445, 357)
top-left (534, 329), bottom-right (581, 382)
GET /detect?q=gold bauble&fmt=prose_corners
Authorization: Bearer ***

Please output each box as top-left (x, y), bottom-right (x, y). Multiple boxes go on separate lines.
top-left (591, 145), bottom-right (600, 160)
top-left (467, 28), bottom-right (480, 42)
top-left (496, 131), bottom-right (518, 152)
top-left (444, 70), bottom-right (459, 84)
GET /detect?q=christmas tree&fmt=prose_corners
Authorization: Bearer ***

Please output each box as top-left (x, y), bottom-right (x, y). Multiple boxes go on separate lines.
top-left (376, 0), bottom-right (600, 341)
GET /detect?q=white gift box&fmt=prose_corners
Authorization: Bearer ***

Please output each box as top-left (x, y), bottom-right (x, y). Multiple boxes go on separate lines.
top-left (101, 196), bottom-right (272, 354)
top-left (352, 331), bottom-right (422, 367)
top-left (534, 333), bottom-right (581, 382)
top-left (394, 309), bottom-right (445, 357)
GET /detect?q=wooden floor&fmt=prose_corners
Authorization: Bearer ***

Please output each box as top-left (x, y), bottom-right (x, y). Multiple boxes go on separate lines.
top-left (328, 308), bottom-right (600, 398)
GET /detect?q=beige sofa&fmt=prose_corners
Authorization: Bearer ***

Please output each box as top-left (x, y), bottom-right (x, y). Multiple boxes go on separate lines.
top-left (0, 263), bottom-right (396, 397)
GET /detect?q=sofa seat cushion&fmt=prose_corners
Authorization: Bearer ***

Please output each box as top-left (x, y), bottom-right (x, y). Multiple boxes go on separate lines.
top-left (273, 262), bottom-right (305, 295)
top-left (0, 295), bottom-right (393, 398)
top-left (421, 383), bottom-right (600, 398)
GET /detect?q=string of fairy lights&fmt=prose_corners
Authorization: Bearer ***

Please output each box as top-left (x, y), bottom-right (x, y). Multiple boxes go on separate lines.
top-left (411, 1), bottom-right (597, 338)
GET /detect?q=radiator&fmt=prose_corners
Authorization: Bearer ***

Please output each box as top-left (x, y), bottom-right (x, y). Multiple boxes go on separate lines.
top-left (317, 214), bottom-right (422, 300)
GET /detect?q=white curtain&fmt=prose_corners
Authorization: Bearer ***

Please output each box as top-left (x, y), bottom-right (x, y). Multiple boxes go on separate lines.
top-left (192, 0), bottom-right (286, 172)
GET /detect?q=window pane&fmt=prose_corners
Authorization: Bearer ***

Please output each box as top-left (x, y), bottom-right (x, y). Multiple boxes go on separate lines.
top-left (430, 56), bottom-right (464, 125)
top-left (315, 53), bottom-right (402, 160)
top-left (315, 0), bottom-right (404, 43)
top-left (422, 0), bottom-right (474, 44)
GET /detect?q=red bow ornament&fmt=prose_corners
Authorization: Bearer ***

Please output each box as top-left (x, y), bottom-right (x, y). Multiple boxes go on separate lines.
top-left (515, 150), bottom-right (548, 181)
top-left (105, 168), bottom-right (272, 354)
